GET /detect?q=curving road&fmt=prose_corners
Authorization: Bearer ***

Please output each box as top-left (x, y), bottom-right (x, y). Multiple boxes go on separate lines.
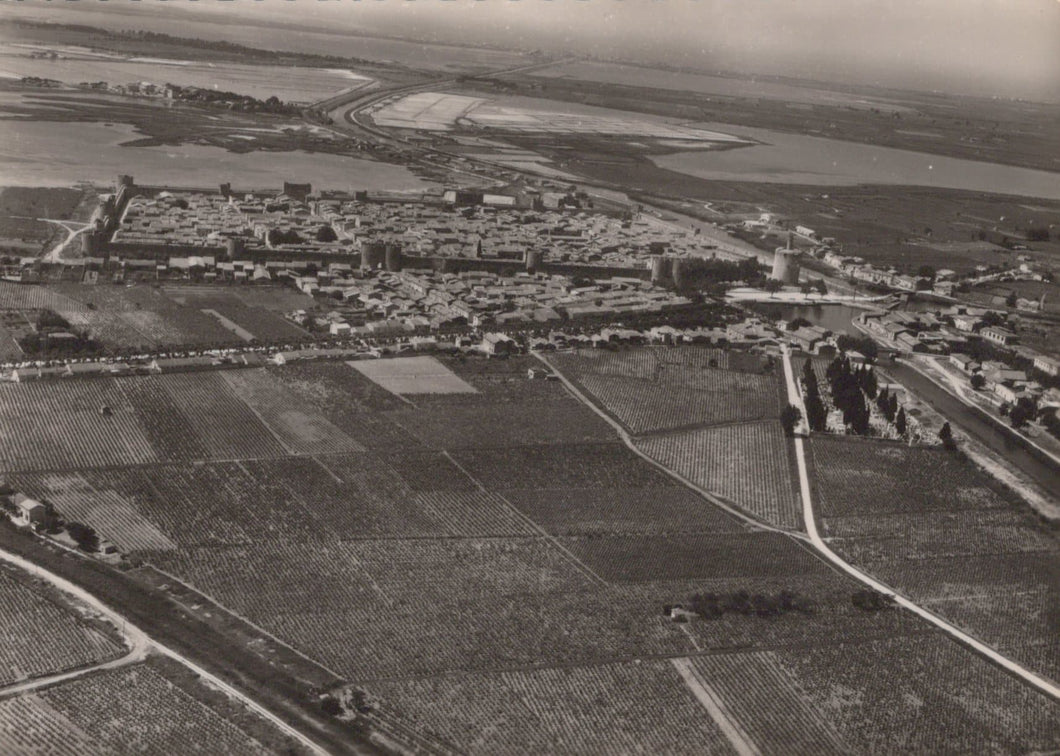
top-left (0, 541), bottom-right (331, 755)
top-left (780, 344), bottom-right (1060, 702)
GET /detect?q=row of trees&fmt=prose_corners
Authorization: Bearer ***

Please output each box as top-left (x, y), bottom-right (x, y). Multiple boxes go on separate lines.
top-left (825, 356), bottom-right (878, 435)
top-left (684, 589), bottom-right (814, 619)
top-left (802, 358), bottom-right (828, 432)
top-left (874, 386), bottom-right (907, 435)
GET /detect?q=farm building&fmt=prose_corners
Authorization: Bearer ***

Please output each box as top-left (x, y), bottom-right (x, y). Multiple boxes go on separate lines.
top-left (11, 493), bottom-right (46, 528)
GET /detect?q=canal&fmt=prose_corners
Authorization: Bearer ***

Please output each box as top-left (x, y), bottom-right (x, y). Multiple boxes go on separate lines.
top-left (750, 302), bottom-right (1059, 496)
top-left (881, 362), bottom-right (1059, 496)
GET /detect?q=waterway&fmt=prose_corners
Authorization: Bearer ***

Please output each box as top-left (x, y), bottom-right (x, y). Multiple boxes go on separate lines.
top-left (750, 301), bottom-right (1059, 495)
top-left (749, 299), bottom-right (948, 335)
top-left (881, 362), bottom-right (1059, 497)
top-left (652, 122), bottom-right (1060, 200)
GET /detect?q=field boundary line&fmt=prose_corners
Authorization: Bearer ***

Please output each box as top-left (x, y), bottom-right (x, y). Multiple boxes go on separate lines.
top-left (538, 352), bottom-right (803, 539)
top-left (137, 564), bottom-right (350, 683)
top-left (439, 450), bottom-right (609, 587)
top-left (217, 371), bottom-right (299, 456)
top-left (781, 345), bottom-right (1060, 703)
top-left (672, 657), bottom-right (760, 756)
top-left (0, 545), bottom-right (331, 755)
top-left (0, 643), bottom-right (147, 700)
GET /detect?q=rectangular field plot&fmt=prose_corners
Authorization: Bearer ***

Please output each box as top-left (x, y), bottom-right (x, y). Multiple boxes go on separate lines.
top-left (0, 378), bottom-right (158, 472)
top-left (116, 376), bottom-right (211, 461)
top-left (567, 532), bottom-right (824, 582)
top-left (504, 487), bottom-right (748, 537)
top-left (769, 634), bottom-right (1060, 754)
top-left (688, 652), bottom-right (848, 755)
top-left (368, 661), bottom-right (736, 755)
top-left (266, 362), bottom-right (427, 451)
top-left (37, 659), bottom-right (286, 755)
top-left (0, 571), bottom-right (123, 686)
top-left (451, 442), bottom-right (674, 490)
top-left (146, 373), bottom-right (287, 460)
top-left (574, 371), bottom-right (781, 434)
top-left (637, 421), bottom-right (801, 529)
top-left (220, 369), bottom-right (364, 455)
top-left (350, 356), bottom-right (478, 395)
top-left (808, 435), bottom-right (1013, 517)
top-left (385, 398), bottom-right (615, 449)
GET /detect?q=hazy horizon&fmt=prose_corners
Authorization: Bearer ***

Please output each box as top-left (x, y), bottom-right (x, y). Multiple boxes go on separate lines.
top-left (3, 0), bottom-right (1060, 103)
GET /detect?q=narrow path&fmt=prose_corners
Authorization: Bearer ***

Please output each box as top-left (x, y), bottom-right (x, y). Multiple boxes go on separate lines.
top-left (0, 640), bottom-right (147, 700)
top-left (0, 543), bottom-right (331, 755)
top-left (779, 344), bottom-right (1060, 702)
top-left (441, 449), bottom-right (609, 587)
top-left (671, 658), bottom-right (759, 756)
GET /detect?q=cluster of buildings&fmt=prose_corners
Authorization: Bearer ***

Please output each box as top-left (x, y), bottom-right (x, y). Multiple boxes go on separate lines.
top-left (286, 268), bottom-right (695, 335)
top-left (106, 183), bottom-right (716, 271)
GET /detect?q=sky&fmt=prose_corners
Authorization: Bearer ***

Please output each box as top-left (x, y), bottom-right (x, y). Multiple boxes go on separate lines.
top-left (5, 0), bottom-right (1060, 101)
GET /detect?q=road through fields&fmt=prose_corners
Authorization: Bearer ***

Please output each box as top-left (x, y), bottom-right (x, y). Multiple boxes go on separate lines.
top-left (780, 344), bottom-right (1060, 702)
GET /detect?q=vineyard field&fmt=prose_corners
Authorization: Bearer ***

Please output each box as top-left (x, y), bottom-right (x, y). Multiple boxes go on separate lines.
top-left (0, 571), bottom-right (123, 686)
top-left (0, 378), bottom-right (158, 472)
top-left (0, 693), bottom-right (98, 755)
top-left (145, 373), bottom-right (288, 460)
top-left (368, 660), bottom-right (736, 755)
top-left (574, 372), bottom-right (781, 434)
top-left (637, 421), bottom-right (801, 529)
top-left (503, 486), bottom-right (748, 536)
top-left (147, 537), bottom-right (698, 680)
top-left (267, 362), bottom-right (428, 450)
top-left (386, 399), bottom-right (615, 449)
top-left (8, 471), bottom-right (178, 551)
top-left (117, 376), bottom-right (211, 461)
top-left (567, 532), bottom-right (823, 582)
top-left (809, 434), bottom-right (1060, 681)
top-left (689, 651), bottom-right (848, 754)
top-left (451, 442), bottom-right (676, 490)
top-left (548, 347), bottom-right (782, 434)
top-left (808, 435), bottom-right (1012, 517)
top-left (38, 659), bottom-right (283, 755)
top-left (770, 634), bottom-right (1060, 753)
top-left (220, 368), bottom-right (364, 455)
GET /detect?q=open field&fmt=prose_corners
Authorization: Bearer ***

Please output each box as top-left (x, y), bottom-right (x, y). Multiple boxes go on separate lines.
top-left (549, 348), bottom-right (783, 435)
top-left (0, 656), bottom-right (304, 754)
top-left (372, 91), bottom-right (748, 143)
top-left (350, 355), bottom-right (478, 395)
top-left (809, 434), bottom-right (1060, 682)
top-left (2, 356), bottom-right (1059, 749)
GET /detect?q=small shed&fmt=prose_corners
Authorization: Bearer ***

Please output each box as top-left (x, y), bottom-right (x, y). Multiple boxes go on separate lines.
top-left (12, 493), bottom-right (46, 528)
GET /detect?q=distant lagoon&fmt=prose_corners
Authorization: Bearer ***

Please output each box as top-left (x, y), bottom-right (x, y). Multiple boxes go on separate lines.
top-left (0, 120), bottom-right (435, 191)
top-left (652, 123), bottom-right (1060, 200)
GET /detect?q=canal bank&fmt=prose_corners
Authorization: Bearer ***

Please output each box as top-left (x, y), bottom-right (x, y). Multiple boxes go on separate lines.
top-left (880, 361), bottom-right (1058, 502)
top-left (749, 300), bottom-right (1058, 505)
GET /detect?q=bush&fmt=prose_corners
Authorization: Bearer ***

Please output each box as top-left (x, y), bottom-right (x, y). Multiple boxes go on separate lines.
top-left (320, 696), bottom-right (342, 717)
top-left (852, 589), bottom-right (894, 611)
top-left (65, 521), bottom-right (99, 552)
top-left (780, 404), bottom-right (802, 436)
